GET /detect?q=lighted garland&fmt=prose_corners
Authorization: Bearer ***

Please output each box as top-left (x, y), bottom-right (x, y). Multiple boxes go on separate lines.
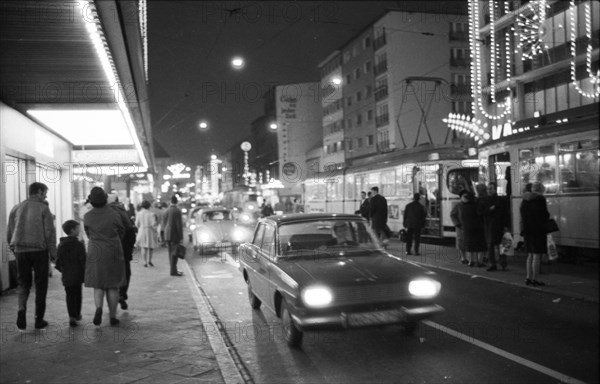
top-left (569, 0), bottom-right (600, 98)
top-left (517, 0), bottom-right (548, 61)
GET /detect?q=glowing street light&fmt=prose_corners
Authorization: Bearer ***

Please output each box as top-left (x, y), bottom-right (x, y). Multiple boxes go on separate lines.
top-left (199, 121), bottom-right (208, 130)
top-left (269, 123), bottom-right (278, 130)
top-left (231, 56), bottom-right (245, 70)
top-left (331, 76), bottom-right (342, 85)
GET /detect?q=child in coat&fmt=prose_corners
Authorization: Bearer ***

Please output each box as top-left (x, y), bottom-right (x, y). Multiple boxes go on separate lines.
top-left (55, 220), bottom-right (86, 327)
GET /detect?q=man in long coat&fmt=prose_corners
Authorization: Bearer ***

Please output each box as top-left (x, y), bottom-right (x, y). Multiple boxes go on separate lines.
top-left (163, 195), bottom-right (184, 276)
top-left (369, 186), bottom-right (388, 242)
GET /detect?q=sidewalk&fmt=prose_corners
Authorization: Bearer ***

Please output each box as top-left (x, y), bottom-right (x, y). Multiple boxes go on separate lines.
top-left (0, 246), bottom-right (232, 384)
top-left (386, 239), bottom-right (600, 303)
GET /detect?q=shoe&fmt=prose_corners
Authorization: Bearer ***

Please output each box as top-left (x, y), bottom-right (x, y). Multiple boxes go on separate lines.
top-left (93, 308), bottom-right (102, 326)
top-left (532, 280), bottom-right (545, 287)
top-left (34, 319), bottom-right (49, 329)
top-left (69, 318), bottom-right (78, 327)
top-left (17, 310), bottom-right (26, 330)
top-left (461, 260), bottom-right (469, 265)
top-left (149, 262), bottom-right (154, 267)
top-left (486, 266), bottom-right (497, 271)
top-left (119, 299), bottom-right (128, 310)
top-left (468, 262), bottom-right (475, 267)
top-left (406, 251), bottom-right (412, 255)
top-left (110, 317), bottom-right (120, 326)
top-left (170, 271), bottom-right (183, 277)
top-left (525, 279), bottom-right (533, 286)
top-left (144, 264), bottom-right (148, 268)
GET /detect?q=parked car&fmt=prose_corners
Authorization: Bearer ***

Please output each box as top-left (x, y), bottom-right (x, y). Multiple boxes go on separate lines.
top-left (191, 207), bottom-right (253, 255)
top-left (238, 213), bottom-right (444, 348)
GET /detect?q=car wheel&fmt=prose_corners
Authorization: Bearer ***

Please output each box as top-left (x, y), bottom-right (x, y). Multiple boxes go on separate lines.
top-left (281, 300), bottom-right (303, 348)
top-left (247, 281), bottom-right (261, 309)
top-left (401, 321), bottom-right (419, 335)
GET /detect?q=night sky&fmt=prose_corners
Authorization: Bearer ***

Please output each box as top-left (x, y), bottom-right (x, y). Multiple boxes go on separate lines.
top-left (148, 1), bottom-right (467, 166)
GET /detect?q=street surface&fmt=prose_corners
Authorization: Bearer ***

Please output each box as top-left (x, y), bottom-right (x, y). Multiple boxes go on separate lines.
top-left (186, 246), bottom-right (598, 384)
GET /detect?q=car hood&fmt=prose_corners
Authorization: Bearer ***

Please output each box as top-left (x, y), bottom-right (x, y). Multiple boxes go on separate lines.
top-left (195, 221), bottom-right (235, 240)
top-left (277, 251), bottom-right (433, 286)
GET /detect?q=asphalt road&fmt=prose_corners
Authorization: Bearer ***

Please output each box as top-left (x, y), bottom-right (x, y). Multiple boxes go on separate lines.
top-left (187, 249), bottom-right (599, 384)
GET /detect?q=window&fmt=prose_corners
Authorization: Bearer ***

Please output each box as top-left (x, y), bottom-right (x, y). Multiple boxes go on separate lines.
top-left (452, 101), bottom-right (470, 114)
top-left (346, 139), bottom-right (354, 151)
top-left (363, 36), bottom-right (371, 48)
top-left (365, 85), bottom-right (372, 98)
top-left (347, 118), bottom-right (353, 129)
top-left (364, 60), bottom-right (372, 73)
top-left (368, 135), bottom-right (374, 146)
top-left (261, 225), bottom-right (275, 254)
top-left (355, 67), bottom-right (361, 79)
top-left (356, 91), bottom-right (362, 102)
top-left (452, 73), bottom-right (469, 85)
top-left (253, 223), bottom-right (266, 246)
top-left (356, 113), bottom-right (362, 126)
top-left (519, 146), bottom-right (558, 194)
top-left (381, 170), bottom-right (395, 196)
top-left (558, 140), bottom-right (599, 192)
top-left (343, 51), bottom-right (351, 64)
top-left (346, 96), bottom-right (352, 107)
top-left (346, 74), bottom-right (352, 85)
top-left (352, 44), bottom-right (359, 57)
top-left (367, 110), bottom-right (373, 121)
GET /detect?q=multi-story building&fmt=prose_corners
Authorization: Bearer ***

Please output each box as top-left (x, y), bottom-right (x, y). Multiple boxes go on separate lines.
top-left (446, 0), bottom-right (599, 254)
top-left (318, 52), bottom-right (346, 170)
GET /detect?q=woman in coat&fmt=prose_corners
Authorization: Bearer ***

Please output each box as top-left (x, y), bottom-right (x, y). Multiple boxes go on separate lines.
top-left (84, 187), bottom-right (125, 326)
top-left (450, 190), bottom-right (468, 264)
top-left (520, 182), bottom-right (549, 286)
top-left (459, 191), bottom-right (487, 267)
top-left (135, 200), bottom-right (158, 267)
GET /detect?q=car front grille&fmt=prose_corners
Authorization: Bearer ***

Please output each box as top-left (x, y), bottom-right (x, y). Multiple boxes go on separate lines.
top-left (331, 283), bottom-right (410, 306)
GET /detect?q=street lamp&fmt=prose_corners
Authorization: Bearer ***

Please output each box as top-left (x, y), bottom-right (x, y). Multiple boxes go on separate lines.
top-left (199, 121), bottom-right (208, 130)
top-left (269, 123), bottom-right (278, 130)
top-left (231, 56), bottom-right (245, 70)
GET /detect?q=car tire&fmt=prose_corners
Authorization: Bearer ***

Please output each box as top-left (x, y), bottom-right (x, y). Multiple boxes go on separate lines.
top-left (281, 300), bottom-right (303, 348)
top-left (401, 321), bottom-right (419, 335)
top-left (247, 281), bottom-right (261, 309)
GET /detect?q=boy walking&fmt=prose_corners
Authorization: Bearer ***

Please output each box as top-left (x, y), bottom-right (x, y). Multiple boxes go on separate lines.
top-left (55, 220), bottom-right (86, 327)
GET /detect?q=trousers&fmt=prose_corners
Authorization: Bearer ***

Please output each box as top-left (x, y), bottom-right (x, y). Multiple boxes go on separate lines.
top-left (16, 250), bottom-right (49, 320)
top-left (64, 285), bottom-right (82, 318)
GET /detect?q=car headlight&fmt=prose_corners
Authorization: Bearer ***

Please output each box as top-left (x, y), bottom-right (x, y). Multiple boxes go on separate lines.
top-left (232, 227), bottom-right (246, 242)
top-left (190, 224), bottom-right (197, 231)
top-left (408, 278), bottom-right (441, 298)
top-left (240, 213), bottom-right (250, 222)
top-left (199, 232), bottom-right (212, 243)
top-left (302, 286), bottom-right (333, 307)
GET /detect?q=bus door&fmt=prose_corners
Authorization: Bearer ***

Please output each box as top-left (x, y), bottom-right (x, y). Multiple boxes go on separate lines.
top-left (487, 152), bottom-right (512, 232)
top-left (412, 164), bottom-right (442, 237)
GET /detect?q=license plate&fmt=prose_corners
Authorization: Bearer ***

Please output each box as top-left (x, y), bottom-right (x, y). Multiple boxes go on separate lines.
top-left (344, 309), bottom-right (405, 327)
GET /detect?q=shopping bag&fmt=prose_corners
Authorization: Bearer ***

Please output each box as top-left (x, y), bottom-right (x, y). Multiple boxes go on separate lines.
top-left (499, 232), bottom-right (514, 257)
top-left (398, 229), bottom-right (407, 243)
top-left (547, 234), bottom-right (558, 260)
top-left (175, 243), bottom-right (187, 260)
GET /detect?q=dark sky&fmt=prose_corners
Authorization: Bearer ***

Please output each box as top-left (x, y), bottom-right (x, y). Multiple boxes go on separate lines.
top-left (148, 1), bottom-right (466, 166)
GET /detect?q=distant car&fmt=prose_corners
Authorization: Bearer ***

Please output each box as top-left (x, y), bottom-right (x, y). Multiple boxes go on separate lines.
top-left (238, 213), bottom-right (444, 348)
top-left (191, 207), bottom-right (253, 255)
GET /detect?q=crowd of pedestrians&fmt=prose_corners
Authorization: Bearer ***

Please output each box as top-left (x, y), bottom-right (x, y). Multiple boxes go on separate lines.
top-left (6, 182), bottom-right (186, 331)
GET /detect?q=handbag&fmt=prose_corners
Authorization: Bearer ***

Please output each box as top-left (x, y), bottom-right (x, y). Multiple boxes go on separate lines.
top-left (175, 243), bottom-right (187, 260)
top-left (543, 218), bottom-right (559, 234)
top-left (399, 229), bottom-right (407, 243)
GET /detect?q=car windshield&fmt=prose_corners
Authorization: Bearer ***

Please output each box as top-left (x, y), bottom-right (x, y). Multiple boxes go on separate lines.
top-left (203, 211), bottom-right (231, 221)
top-left (278, 219), bottom-right (382, 257)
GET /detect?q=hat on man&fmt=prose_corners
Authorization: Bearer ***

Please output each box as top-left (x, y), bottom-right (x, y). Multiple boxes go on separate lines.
top-left (88, 187), bottom-right (108, 205)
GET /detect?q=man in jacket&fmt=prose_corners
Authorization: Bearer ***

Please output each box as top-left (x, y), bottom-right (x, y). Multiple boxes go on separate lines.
top-left (403, 193), bottom-right (427, 255)
top-left (7, 182), bottom-right (57, 330)
top-left (355, 191), bottom-right (370, 222)
top-left (163, 195), bottom-right (184, 276)
top-left (369, 187), bottom-right (388, 243)
top-left (478, 182), bottom-right (509, 271)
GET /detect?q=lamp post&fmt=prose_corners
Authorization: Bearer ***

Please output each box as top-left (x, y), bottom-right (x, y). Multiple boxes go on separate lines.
top-left (240, 141), bottom-right (251, 185)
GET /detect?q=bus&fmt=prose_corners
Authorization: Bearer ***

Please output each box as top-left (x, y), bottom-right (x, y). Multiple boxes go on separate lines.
top-left (449, 117), bottom-right (599, 257)
top-left (304, 146), bottom-right (479, 238)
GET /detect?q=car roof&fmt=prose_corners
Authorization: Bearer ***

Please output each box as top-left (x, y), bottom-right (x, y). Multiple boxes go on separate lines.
top-left (200, 207), bottom-right (230, 213)
top-left (260, 213), bottom-right (363, 225)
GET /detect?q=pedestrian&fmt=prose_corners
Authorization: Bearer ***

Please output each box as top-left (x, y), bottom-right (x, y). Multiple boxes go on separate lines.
top-left (450, 190), bottom-right (469, 264)
top-left (163, 195), bottom-right (184, 277)
top-left (520, 181), bottom-right (549, 286)
top-left (459, 191), bottom-right (487, 267)
top-left (293, 198), bottom-right (302, 213)
top-left (135, 200), bottom-right (158, 267)
top-left (55, 220), bottom-right (86, 327)
top-left (154, 202), bottom-right (166, 246)
top-left (108, 194), bottom-right (137, 310)
top-left (355, 191), bottom-right (370, 222)
top-left (261, 202), bottom-right (274, 217)
top-left (6, 182), bottom-right (57, 330)
top-left (478, 182), bottom-right (510, 271)
top-left (84, 187), bottom-right (126, 327)
top-left (369, 186), bottom-right (388, 245)
top-left (403, 193), bottom-right (427, 255)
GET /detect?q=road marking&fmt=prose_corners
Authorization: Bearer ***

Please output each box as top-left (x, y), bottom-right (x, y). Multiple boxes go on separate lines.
top-left (422, 320), bottom-right (588, 384)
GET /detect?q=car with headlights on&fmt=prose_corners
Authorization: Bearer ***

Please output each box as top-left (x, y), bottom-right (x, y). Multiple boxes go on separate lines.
top-left (238, 213), bottom-right (444, 348)
top-left (191, 207), bottom-right (253, 255)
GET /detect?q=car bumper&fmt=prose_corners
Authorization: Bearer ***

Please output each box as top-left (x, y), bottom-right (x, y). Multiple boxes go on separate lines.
top-left (291, 304), bottom-right (444, 330)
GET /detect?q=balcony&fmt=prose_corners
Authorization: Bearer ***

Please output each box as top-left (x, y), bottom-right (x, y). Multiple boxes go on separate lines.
top-left (375, 114), bottom-right (389, 128)
top-left (450, 58), bottom-right (470, 68)
top-left (374, 85), bottom-right (388, 101)
top-left (373, 34), bottom-right (386, 50)
top-left (374, 61), bottom-right (388, 76)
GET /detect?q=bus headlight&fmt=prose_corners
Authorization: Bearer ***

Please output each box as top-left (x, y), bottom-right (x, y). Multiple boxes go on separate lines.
top-left (302, 286), bottom-right (333, 307)
top-left (408, 279), bottom-right (441, 298)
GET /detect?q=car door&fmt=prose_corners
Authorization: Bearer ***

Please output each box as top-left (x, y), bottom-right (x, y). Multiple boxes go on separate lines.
top-left (257, 223), bottom-right (277, 308)
top-left (245, 223), bottom-right (270, 304)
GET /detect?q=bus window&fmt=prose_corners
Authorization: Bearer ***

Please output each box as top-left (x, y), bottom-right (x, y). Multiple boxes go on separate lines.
top-left (488, 152), bottom-right (511, 196)
top-left (559, 140), bottom-right (599, 193)
top-left (520, 146), bottom-right (558, 194)
top-left (381, 170), bottom-right (395, 196)
top-left (447, 168), bottom-right (478, 195)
